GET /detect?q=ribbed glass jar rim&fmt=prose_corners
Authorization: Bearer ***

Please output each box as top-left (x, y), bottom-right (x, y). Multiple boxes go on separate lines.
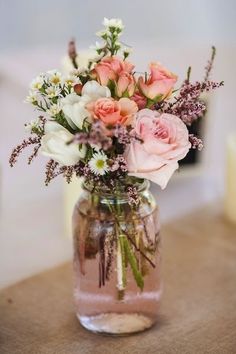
top-left (83, 178), bottom-right (150, 197)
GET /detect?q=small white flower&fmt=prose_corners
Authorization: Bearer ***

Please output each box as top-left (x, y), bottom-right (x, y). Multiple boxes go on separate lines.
top-left (25, 91), bottom-right (38, 104)
top-left (90, 41), bottom-right (105, 51)
top-left (45, 86), bottom-right (61, 98)
top-left (41, 125), bottom-right (86, 166)
top-left (30, 76), bottom-right (44, 91)
top-left (47, 103), bottom-right (61, 117)
top-left (88, 52), bottom-right (104, 64)
top-left (47, 70), bottom-right (62, 85)
top-left (89, 152), bottom-right (109, 175)
top-left (62, 73), bottom-right (81, 87)
top-left (123, 46), bottom-right (133, 55)
top-left (24, 118), bottom-right (41, 133)
top-left (115, 41), bottom-right (121, 48)
top-left (96, 29), bottom-right (109, 38)
top-left (103, 18), bottom-right (124, 30)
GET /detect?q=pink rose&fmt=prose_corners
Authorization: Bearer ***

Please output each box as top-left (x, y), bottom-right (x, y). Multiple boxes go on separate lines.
top-left (94, 56), bottom-right (134, 86)
top-left (116, 72), bottom-right (135, 97)
top-left (131, 91), bottom-right (147, 109)
top-left (138, 62), bottom-right (177, 100)
top-left (125, 109), bottom-right (191, 189)
top-left (87, 97), bottom-right (138, 126)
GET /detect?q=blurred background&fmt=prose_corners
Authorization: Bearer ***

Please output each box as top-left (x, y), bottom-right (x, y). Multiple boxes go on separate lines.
top-left (0, 0), bottom-right (235, 289)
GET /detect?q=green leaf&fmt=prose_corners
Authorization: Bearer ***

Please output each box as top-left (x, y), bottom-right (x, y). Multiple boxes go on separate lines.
top-left (153, 94), bottom-right (163, 103)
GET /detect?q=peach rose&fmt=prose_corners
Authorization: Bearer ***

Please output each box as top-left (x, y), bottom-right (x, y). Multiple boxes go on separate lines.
top-left (116, 72), bottom-right (135, 97)
top-left (94, 56), bottom-right (134, 86)
top-left (87, 97), bottom-right (138, 126)
top-left (138, 62), bottom-right (177, 101)
top-left (125, 109), bottom-right (191, 189)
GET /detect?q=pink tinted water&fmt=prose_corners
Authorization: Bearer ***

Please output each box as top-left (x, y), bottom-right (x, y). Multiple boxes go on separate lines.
top-left (73, 205), bottom-right (162, 334)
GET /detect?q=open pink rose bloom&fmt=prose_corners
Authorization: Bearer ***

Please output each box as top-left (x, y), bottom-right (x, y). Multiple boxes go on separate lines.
top-left (125, 109), bottom-right (191, 188)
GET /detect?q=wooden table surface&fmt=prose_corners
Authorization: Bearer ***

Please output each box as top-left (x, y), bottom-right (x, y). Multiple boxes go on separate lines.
top-left (1, 205), bottom-right (236, 354)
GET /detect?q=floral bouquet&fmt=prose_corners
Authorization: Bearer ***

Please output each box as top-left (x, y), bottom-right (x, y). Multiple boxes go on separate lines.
top-left (10, 18), bottom-right (223, 334)
top-left (10, 18), bottom-right (223, 189)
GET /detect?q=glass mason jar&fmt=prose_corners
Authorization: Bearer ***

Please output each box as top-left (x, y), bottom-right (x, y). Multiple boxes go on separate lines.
top-left (72, 180), bottom-right (162, 335)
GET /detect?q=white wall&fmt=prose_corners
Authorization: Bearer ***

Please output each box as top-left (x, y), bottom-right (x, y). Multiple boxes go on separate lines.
top-left (0, 0), bottom-right (236, 51)
top-left (0, 0), bottom-right (235, 288)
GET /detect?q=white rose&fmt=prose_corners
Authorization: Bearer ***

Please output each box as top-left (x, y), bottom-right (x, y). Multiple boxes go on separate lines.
top-left (82, 80), bottom-right (110, 101)
top-left (61, 93), bottom-right (90, 130)
top-left (41, 124), bottom-right (86, 166)
top-left (44, 121), bottom-right (64, 133)
top-left (61, 82), bottom-right (110, 130)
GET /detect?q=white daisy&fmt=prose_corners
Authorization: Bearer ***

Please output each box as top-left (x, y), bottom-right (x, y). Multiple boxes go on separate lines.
top-left (47, 70), bottom-right (62, 85)
top-left (89, 152), bottom-right (109, 175)
top-left (45, 86), bottom-right (61, 98)
top-left (62, 74), bottom-right (81, 87)
top-left (30, 76), bottom-right (44, 91)
top-left (25, 91), bottom-right (38, 104)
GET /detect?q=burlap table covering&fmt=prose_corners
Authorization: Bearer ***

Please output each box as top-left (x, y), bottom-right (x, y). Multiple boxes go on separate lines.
top-left (1, 205), bottom-right (236, 354)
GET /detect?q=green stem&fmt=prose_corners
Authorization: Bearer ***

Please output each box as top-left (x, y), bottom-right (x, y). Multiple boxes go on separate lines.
top-left (123, 236), bottom-right (144, 291)
top-left (104, 197), bottom-right (144, 295)
top-left (119, 234), bottom-right (127, 287)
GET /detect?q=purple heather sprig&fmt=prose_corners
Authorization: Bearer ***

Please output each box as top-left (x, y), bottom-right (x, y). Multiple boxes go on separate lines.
top-left (113, 124), bottom-right (134, 144)
top-left (126, 185), bottom-right (140, 206)
top-left (9, 136), bottom-right (41, 167)
top-left (71, 121), bottom-right (112, 151)
top-left (204, 46), bottom-right (216, 82)
top-left (110, 155), bottom-right (128, 172)
top-left (161, 80), bottom-right (224, 125)
top-left (159, 46), bottom-right (223, 126)
top-left (189, 134), bottom-right (204, 151)
top-left (45, 160), bottom-right (79, 185)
